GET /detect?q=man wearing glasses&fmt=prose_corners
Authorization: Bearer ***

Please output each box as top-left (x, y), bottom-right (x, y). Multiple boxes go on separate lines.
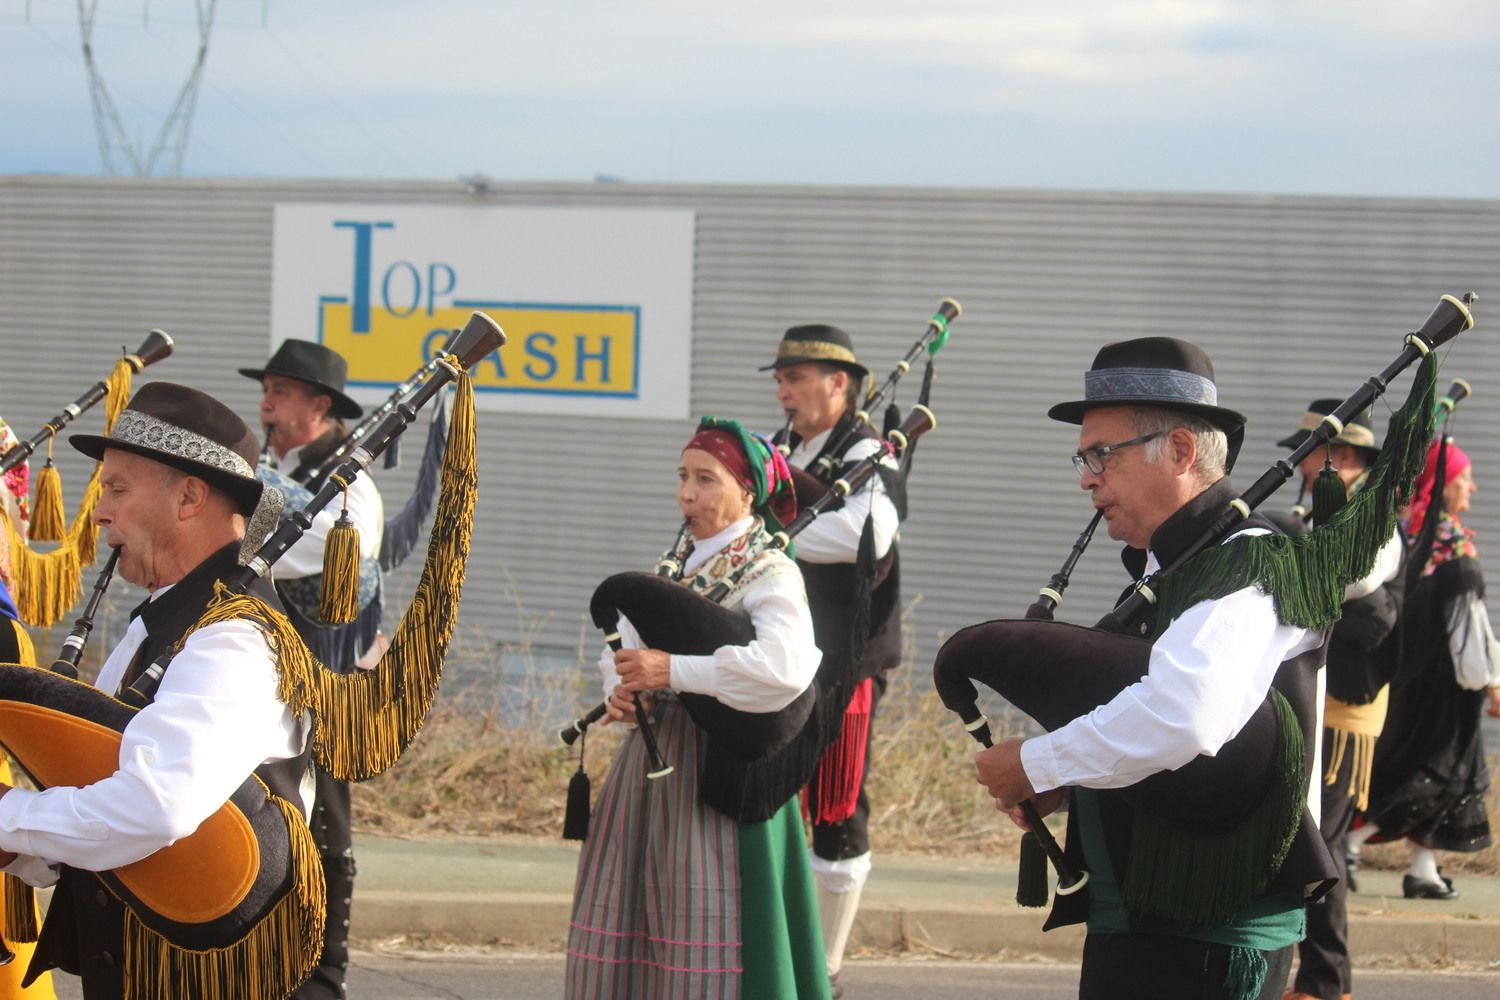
top-left (974, 337), bottom-right (1338, 1000)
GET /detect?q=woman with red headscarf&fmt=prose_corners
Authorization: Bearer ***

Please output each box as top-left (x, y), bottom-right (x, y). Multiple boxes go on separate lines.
top-left (1351, 435), bottom-right (1500, 900)
top-left (566, 417), bottom-right (829, 1000)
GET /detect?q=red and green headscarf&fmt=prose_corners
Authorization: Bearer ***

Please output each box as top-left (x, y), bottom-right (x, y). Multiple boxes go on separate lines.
top-left (683, 416), bottom-right (798, 533)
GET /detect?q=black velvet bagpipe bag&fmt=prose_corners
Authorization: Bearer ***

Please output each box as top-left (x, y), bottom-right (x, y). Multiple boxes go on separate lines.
top-left (590, 572), bottom-right (815, 761)
top-left (932, 618), bottom-right (1283, 835)
top-left (0, 663), bottom-right (322, 963)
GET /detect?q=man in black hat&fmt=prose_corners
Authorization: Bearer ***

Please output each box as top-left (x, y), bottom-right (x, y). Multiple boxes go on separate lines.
top-left (974, 338), bottom-right (1339, 1000)
top-left (0, 382), bottom-right (310, 998)
top-left (241, 339), bottom-right (384, 1000)
top-left (1279, 401), bottom-right (1405, 1000)
top-left (764, 324), bottom-right (903, 996)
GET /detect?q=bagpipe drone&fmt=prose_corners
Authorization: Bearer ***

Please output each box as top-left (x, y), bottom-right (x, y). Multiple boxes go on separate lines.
top-left (933, 294), bottom-right (1475, 921)
top-left (0, 313), bottom-right (503, 999)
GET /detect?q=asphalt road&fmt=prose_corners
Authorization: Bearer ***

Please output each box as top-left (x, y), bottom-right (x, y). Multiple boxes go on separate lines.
top-left (56, 950), bottom-right (1494, 999)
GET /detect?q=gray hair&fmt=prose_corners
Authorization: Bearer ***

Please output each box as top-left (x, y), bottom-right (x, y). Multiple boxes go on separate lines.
top-left (1134, 407), bottom-right (1228, 482)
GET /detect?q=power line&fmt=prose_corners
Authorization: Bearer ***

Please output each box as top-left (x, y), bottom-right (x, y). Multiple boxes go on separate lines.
top-left (264, 25), bottom-right (421, 176)
top-left (77, 0), bottom-right (218, 175)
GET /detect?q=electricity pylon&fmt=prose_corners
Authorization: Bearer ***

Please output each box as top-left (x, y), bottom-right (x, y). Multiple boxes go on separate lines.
top-left (77, 0), bottom-right (219, 175)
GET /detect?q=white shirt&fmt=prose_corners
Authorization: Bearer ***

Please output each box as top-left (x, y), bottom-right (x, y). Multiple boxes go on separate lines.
top-left (271, 439), bottom-right (385, 580)
top-left (785, 427), bottom-right (900, 564)
top-left (1021, 537), bottom-right (1322, 794)
top-left (1449, 592), bottom-right (1500, 690)
top-left (0, 584), bottom-right (307, 882)
top-left (598, 516), bottom-right (821, 713)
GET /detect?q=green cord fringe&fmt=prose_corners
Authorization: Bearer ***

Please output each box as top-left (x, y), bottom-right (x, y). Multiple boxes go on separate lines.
top-left (1120, 690), bottom-right (1305, 926)
top-left (1120, 353), bottom-right (1438, 927)
top-left (1156, 352), bottom-right (1437, 632)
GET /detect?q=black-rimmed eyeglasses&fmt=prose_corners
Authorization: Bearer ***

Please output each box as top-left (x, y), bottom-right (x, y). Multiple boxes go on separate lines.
top-left (1071, 432), bottom-right (1163, 476)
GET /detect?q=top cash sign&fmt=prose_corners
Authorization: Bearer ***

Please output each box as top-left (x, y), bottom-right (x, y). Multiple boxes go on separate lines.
top-left (270, 205), bottom-right (694, 419)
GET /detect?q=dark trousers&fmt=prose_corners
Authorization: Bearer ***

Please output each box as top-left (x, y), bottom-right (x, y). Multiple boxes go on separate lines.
top-left (810, 671), bottom-right (886, 862)
top-left (1294, 730), bottom-right (1358, 999)
top-left (291, 764), bottom-right (356, 1000)
top-left (1079, 932), bottom-right (1294, 1000)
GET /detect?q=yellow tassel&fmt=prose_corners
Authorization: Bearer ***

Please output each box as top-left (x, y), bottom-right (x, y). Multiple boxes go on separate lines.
top-left (4, 357), bottom-right (133, 627)
top-left (318, 502), bottom-right (361, 625)
top-left (3, 616), bottom-right (36, 667)
top-left (27, 455), bottom-right (65, 543)
top-left (2, 874), bottom-right (39, 943)
top-left (178, 359), bottom-right (479, 782)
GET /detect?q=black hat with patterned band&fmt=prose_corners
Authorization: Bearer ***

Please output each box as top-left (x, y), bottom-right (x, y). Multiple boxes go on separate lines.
top-left (1047, 336), bottom-right (1246, 433)
top-left (758, 324), bottom-right (869, 380)
top-left (70, 381), bottom-right (264, 515)
top-left (1276, 398), bottom-right (1380, 460)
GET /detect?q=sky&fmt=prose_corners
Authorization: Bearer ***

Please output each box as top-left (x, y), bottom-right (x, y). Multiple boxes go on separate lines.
top-left (3, 0), bottom-right (1498, 197)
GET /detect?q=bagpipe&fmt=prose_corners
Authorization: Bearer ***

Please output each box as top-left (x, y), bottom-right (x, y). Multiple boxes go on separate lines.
top-left (560, 403), bottom-right (937, 830)
top-left (308, 356), bottom-right (446, 483)
top-left (0, 313), bottom-right (503, 999)
top-left (0, 330), bottom-right (174, 628)
top-left (933, 294), bottom-right (1474, 919)
top-left (256, 360), bottom-right (459, 684)
top-left (788, 298), bottom-right (958, 485)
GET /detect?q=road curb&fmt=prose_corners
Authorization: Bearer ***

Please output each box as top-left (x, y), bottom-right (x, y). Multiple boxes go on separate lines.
top-left (351, 892), bottom-right (1500, 965)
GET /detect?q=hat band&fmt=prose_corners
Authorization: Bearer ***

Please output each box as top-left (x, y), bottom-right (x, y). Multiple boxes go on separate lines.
top-left (775, 341), bottom-right (859, 366)
top-left (1084, 366), bottom-right (1217, 407)
top-left (1298, 411), bottom-right (1375, 448)
top-left (109, 410), bottom-right (256, 480)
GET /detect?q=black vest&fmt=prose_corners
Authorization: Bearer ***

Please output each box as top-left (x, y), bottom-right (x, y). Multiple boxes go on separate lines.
top-left (1045, 478), bottom-right (1340, 931)
top-left (27, 543), bottom-right (310, 999)
top-left (788, 417), bottom-right (904, 685)
top-left (1326, 524), bottom-right (1408, 705)
top-left (284, 425), bottom-right (346, 493)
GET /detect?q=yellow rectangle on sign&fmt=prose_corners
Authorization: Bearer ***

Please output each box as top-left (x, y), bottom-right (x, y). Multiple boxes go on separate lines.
top-left (319, 300), bottom-right (640, 398)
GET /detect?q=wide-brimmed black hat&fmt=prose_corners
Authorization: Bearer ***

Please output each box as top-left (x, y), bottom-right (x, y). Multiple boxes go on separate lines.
top-left (238, 339), bottom-right (363, 420)
top-left (71, 382), bottom-right (263, 514)
top-left (1276, 398), bottom-right (1380, 460)
top-left (758, 324), bottom-right (869, 380)
top-left (1048, 337), bottom-right (1246, 433)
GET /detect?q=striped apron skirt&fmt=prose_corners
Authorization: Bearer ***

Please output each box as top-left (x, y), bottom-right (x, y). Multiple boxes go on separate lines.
top-left (565, 697), bottom-right (829, 999)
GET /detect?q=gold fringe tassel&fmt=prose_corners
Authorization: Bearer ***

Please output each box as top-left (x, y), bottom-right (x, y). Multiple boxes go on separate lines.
top-left (2, 874), bottom-right (39, 943)
top-left (1323, 688), bottom-right (1388, 812)
top-left (5, 359), bottom-right (133, 627)
top-left (0, 617), bottom-right (40, 946)
top-left (312, 360), bottom-right (476, 780)
top-left (4, 617), bottom-right (36, 667)
top-left (318, 501), bottom-right (361, 625)
top-left (27, 452), bottom-right (65, 543)
top-left (121, 793), bottom-right (325, 1000)
top-left (183, 357), bottom-right (478, 782)
top-left (1322, 728), bottom-right (1378, 812)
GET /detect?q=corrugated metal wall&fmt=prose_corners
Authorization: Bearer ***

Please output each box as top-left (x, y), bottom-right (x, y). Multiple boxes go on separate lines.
top-left (3, 176), bottom-right (1498, 675)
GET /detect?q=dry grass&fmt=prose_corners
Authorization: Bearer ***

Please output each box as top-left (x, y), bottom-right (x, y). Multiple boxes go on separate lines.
top-left (354, 615), bottom-right (1497, 873)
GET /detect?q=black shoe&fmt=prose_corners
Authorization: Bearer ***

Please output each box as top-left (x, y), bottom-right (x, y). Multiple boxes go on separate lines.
top-left (1402, 874), bottom-right (1459, 899)
top-left (1344, 852), bottom-right (1360, 892)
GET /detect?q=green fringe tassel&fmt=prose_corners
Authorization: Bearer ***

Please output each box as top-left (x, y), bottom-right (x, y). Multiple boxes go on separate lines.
top-left (1311, 463), bottom-right (1347, 526)
top-left (1120, 690), bottom-right (1305, 926)
top-left (318, 509), bottom-right (361, 625)
top-left (1223, 944), bottom-right (1268, 1000)
top-left (1015, 832), bottom-right (1050, 908)
top-left (1156, 352), bottom-right (1438, 633)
